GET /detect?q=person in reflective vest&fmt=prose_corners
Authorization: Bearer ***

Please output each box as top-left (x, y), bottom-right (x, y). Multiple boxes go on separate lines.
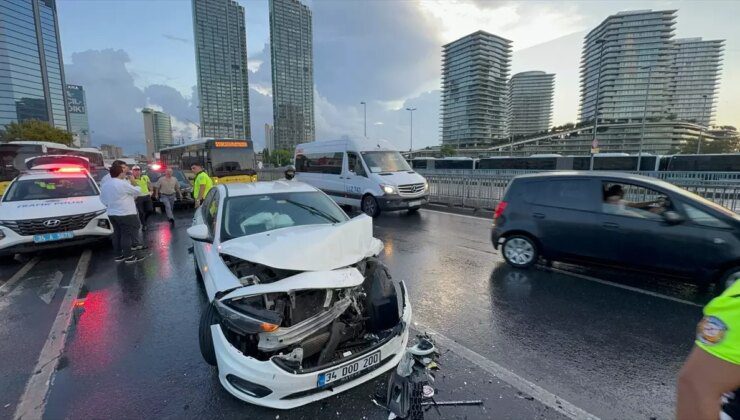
top-left (191, 163), bottom-right (213, 208)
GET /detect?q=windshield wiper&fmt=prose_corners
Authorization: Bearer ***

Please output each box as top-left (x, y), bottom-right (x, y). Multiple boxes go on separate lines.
top-left (284, 200), bottom-right (341, 223)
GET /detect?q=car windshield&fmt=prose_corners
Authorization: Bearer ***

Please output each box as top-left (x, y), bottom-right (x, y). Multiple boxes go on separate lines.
top-left (3, 177), bottom-right (98, 202)
top-left (360, 151), bottom-right (411, 173)
top-left (221, 191), bottom-right (349, 240)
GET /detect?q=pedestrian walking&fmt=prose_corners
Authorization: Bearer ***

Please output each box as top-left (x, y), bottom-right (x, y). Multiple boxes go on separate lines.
top-left (191, 163), bottom-right (213, 208)
top-left (100, 164), bottom-right (147, 263)
top-left (676, 281), bottom-right (740, 420)
top-left (131, 165), bottom-right (153, 230)
top-left (154, 168), bottom-right (181, 227)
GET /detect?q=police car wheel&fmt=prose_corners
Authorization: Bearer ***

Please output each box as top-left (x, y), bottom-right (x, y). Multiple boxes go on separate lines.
top-left (502, 235), bottom-right (538, 268)
top-left (199, 303), bottom-right (219, 366)
top-left (718, 267), bottom-right (740, 294)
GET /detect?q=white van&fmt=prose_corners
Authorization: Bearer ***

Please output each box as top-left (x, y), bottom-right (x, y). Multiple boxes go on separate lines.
top-left (294, 139), bottom-right (429, 217)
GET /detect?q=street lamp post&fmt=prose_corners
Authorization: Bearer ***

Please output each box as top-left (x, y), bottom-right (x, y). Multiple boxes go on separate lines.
top-left (637, 65), bottom-right (653, 171)
top-left (696, 95), bottom-right (709, 154)
top-left (360, 101), bottom-right (367, 138)
top-left (589, 38), bottom-right (606, 171)
top-left (406, 107), bottom-right (416, 155)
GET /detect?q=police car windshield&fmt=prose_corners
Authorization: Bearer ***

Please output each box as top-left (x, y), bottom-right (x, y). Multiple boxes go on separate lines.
top-left (221, 192), bottom-right (349, 240)
top-left (360, 151), bottom-right (411, 173)
top-left (3, 177), bottom-right (98, 202)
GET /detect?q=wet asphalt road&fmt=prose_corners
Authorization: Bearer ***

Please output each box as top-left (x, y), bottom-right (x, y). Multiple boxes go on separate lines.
top-left (0, 206), bottom-right (710, 419)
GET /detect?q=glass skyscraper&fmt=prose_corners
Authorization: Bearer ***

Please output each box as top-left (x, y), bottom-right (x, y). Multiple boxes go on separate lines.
top-left (0, 0), bottom-right (70, 131)
top-left (508, 71), bottom-right (555, 137)
top-left (441, 31), bottom-right (512, 148)
top-left (142, 108), bottom-right (173, 158)
top-left (66, 84), bottom-right (90, 147)
top-left (192, 0), bottom-right (251, 140)
top-left (269, 0), bottom-right (314, 150)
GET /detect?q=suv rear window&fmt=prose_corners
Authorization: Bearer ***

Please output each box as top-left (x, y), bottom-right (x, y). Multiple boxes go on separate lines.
top-left (524, 179), bottom-right (595, 211)
top-left (3, 177), bottom-right (98, 202)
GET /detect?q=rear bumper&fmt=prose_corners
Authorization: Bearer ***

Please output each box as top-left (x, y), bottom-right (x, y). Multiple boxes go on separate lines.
top-left (378, 194), bottom-right (429, 211)
top-left (491, 227), bottom-right (504, 249)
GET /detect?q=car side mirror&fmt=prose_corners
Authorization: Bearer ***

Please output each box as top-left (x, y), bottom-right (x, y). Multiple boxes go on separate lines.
top-left (663, 210), bottom-right (684, 225)
top-left (187, 224), bottom-right (211, 242)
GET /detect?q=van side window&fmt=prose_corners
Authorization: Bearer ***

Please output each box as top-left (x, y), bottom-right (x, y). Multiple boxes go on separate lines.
top-left (682, 203), bottom-right (731, 229)
top-left (347, 152), bottom-right (366, 177)
top-left (525, 179), bottom-right (595, 211)
top-left (295, 152), bottom-right (343, 175)
top-left (601, 182), bottom-right (673, 220)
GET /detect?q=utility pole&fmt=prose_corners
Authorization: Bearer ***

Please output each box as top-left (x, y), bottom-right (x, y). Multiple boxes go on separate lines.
top-left (696, 95), bottom-right (709, 154)
top-left (406, 107), bottom-right (416, 155)
top-left (637, 65), bottom-right (653, 171)
top-left (590, 38), bottom-right (606, 171)
top-left (360, 101), bottom-right (367, 138)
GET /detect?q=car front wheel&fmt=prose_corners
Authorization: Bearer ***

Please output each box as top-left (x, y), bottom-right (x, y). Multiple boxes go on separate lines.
top-left (502, 235), bottom-right (538, 268)
top-left (717, 267), bottom-right (740, 295)
top-left (199, 303), bottom-right (219, 366)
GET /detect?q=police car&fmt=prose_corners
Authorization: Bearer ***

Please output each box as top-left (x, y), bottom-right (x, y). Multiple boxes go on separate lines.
top-left (0, 160), bottom-right (112, 257)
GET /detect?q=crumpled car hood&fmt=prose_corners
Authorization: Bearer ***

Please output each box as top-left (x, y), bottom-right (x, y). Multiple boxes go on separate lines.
top-left (219, 214), bottom-right (383, 271)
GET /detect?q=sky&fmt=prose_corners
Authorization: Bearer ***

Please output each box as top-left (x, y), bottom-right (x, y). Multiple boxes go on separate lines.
top-left (56, 0), bottom-right (740, 154)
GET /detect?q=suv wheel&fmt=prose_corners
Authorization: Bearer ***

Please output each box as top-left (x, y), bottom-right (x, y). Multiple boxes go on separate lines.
top-left (361, 195), bottom-right (381, 218)
top-left (717, 267), bottom-right (740, 295)
top-left (502, 235), bottom-right (538, 268)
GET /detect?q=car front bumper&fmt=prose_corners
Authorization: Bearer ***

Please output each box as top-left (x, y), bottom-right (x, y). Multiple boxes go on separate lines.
top-left (0, 217), bottom-right (113, 256)
top-left (378, 194), bottom-right (429, 211)
top-left (211, 283), bottom-right (412, 409)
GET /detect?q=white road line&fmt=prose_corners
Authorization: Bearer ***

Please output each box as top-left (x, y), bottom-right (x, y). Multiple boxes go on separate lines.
top-left (13, 250), bottom-right (91, 420)
top-left (0, 257), bottom-right (40, 298)
top-left (414, 323), bottom-right (600, 420)
top-left (421, 208), bottom-right (490, 221)
top-left (547, 267), bottom-right (704, 308)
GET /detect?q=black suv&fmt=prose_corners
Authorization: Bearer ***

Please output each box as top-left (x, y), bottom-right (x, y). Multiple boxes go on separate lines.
top-left (492, 172), bottom-right (740, 291)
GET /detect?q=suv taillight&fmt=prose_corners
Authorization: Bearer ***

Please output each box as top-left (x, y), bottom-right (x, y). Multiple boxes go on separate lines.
top-left (494, 201), bottom-right (508, 221)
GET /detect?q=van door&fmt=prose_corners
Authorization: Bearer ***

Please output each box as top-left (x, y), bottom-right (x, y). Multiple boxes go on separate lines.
top-left (343, 151), bottom-right (371, 207)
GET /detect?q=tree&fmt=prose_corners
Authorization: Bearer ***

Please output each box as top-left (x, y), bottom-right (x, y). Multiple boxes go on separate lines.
top-left (1, 119), bottom-right (73, 145)
top-left (679, 135), bottom-right (740, 154)
top-left (270, 149), bottom-right (292, 166)
top-left (439, 144), bottom-right (457, 157)
top-left (261, 148), bottom-right (270, 166)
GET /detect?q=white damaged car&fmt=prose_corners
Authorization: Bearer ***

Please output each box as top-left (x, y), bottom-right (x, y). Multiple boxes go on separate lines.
top-left (188, 181), bottom-right (411, 409)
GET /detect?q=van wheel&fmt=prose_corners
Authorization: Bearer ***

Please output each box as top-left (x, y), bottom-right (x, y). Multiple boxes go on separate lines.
top-left (716, 267), bottom-right (740, 295)
top-left (502, 235), bottom-right (538, 268)
top-left (199, 303), bottom-right (219, 366)
top-left (361, 195), bottom-right (381, 218)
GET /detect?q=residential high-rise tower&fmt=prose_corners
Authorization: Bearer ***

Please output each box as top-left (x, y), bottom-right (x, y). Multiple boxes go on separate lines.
top-left (142, 108), bottom-right (173, 158)
top-left (269, 0), bottom-right (314, 150)
top-left (507, 71), bottom-right (555, 137)
top-left (192, 0), bottom-right (251, 139)
top-left (441, 31), bottom-right (512, 148)
top-left (670, 38), bottom-right (724, 126)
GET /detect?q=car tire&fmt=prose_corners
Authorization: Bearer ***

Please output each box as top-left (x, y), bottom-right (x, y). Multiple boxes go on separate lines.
top-left (716, 267), bottom-right (740, 295)
top-left (199, 302), bottom-right (219, 367)
top-left (361, 194), bottom-right (381, 218)
top-left (502, 235), bottom-right (539, 269)
top-left (407, 207), bottom-right (420, 214)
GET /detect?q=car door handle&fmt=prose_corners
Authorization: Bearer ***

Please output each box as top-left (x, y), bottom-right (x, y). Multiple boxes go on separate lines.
top-left (602, 222), bottom-right (619, 229)
top-left (532, 212), bottom-right (545, 219)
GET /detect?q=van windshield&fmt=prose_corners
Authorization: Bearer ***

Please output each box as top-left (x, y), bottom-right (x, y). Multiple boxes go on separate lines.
top-left (360, 151), bottom-right (411, 173)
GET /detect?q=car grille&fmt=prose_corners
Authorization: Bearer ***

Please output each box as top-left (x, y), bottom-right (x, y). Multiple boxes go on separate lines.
top-left (397, 183), bottom-right (425, 197)
top-left (0, 212), bottom-right (101, 236)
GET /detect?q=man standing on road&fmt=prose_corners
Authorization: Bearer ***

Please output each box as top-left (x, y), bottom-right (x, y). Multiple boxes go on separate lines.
top-left (154, 168), bottom-right (181, 227)
top-left (191, 163), bottom-right (212, 208)
top-left (100, 160), bottom-right (127, 186)
top-left (676, 281), bottom-right (740, 420)
top-left (100, 164), bottom-right (147, 263)
top-left (131, 165), bottom-right (153, 230)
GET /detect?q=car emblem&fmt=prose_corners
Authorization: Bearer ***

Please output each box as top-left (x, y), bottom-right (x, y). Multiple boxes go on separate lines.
top-left (43, 219), bottom-right (61, 228)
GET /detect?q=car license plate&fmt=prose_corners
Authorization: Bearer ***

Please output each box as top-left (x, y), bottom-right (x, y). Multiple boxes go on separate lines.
top-left (33, 232), bottom-right (74, 243)
top-left (409, 200), bottom-right (423, 207)
top-left (317, 351), bottom-right (381, 387)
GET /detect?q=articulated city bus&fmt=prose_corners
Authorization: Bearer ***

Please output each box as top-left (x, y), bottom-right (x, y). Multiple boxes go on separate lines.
top-left (158, 138), bottom-right (257, 184)
top-left (0, 141), bottom-right (105, 194)
top-left (410, 157), bottom-right (477, 170)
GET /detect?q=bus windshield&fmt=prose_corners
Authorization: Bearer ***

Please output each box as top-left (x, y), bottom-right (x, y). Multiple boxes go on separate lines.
top-left (360, 151), bottom-right (411, 173)
top-left (210, 148), bottom-right (251, 173)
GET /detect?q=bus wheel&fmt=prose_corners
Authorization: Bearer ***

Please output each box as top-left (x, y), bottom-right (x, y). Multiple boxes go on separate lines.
top-left (361, 194), bottom-right (381, 218)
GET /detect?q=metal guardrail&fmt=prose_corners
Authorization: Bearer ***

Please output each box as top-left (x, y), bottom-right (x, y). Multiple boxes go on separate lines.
top-left (256, 169), bottom-right (740, 212)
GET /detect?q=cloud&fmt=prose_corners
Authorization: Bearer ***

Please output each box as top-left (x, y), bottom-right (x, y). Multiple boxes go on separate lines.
top-left (162, 34), bottom-right (190, 44)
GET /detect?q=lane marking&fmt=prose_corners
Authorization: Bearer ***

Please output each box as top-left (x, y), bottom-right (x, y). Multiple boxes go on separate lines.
top-left (13, 250), bottom-right (91, 420)
top-left (0, 257), bottom-right (40, 298)
top-left (37, 271), bottom-right (64, 305)
top-left (421, 208), bottom-right (490, 221)
top-left (414, 323), bottom-right (600, 420)
top-left (546, 266), bottom-right (704, 308)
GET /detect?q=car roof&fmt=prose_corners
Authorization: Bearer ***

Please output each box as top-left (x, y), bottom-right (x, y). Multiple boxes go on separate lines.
top-left (15, 171), bottom-right (90, 181)
top-left (222, 181), bottom-right (319, 197)
top-left (513, 171), bottom-right (685, 193)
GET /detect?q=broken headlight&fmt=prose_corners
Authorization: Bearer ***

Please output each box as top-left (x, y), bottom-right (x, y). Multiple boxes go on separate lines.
top-left (215, 297), bottom-right (283, 335)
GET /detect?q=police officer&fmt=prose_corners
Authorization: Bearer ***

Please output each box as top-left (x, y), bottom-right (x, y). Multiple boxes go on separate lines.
top-left (282, 165), bottom-right (296, 181)
top-left (191, 163), bottom-right (213, 208)
top-left (677, 280), bottom-right (740, 420)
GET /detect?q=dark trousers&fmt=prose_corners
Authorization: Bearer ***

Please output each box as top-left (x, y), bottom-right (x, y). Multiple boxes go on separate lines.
top-left (135, 195), bottom-right (154, 225)
top-left (110, 214), bottom-right (142, 257)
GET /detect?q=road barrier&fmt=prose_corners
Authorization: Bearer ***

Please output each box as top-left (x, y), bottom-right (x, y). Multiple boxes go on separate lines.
top-left (256, 168), bottom-right (740, 212)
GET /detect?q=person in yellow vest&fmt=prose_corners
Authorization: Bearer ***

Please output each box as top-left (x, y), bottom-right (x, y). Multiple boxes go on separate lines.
top-left (130, 165), bottom-right (153, 231)
top-left (191, 163), bottom-right (213, 208)
top-left (677, 280), bottom-right (740, 420)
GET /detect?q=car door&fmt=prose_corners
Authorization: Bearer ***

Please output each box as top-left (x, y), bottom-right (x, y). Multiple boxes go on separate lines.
top-left (343, 151), bottom-right (370, 207)
top-left (525, 178), bottom-right (603, 260)
top-left (193, 189), bottom-right (219, 296)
